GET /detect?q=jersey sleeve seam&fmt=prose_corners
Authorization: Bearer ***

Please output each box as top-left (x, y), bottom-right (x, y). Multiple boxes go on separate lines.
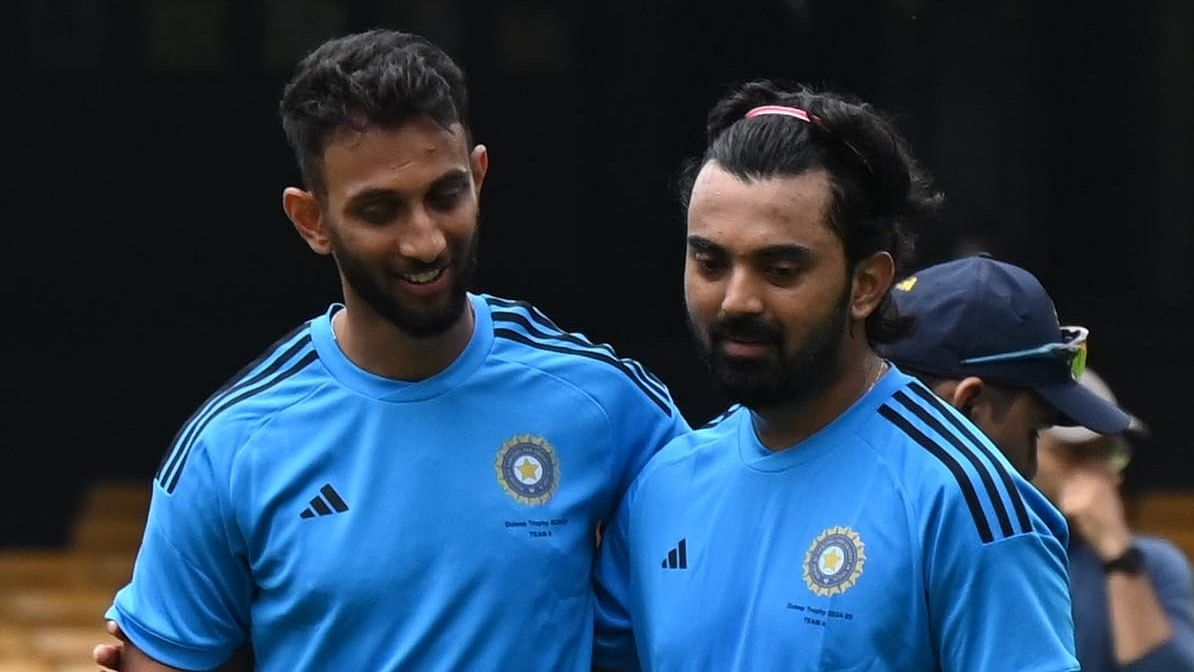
top-left (216, 379), bottom-right (332, 548)
top-left (111, 603), bottom-right (219, 653)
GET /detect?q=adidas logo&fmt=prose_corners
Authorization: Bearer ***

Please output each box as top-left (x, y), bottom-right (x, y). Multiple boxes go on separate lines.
top-left (661, 538), bottom-right (688, 569)
top-left (300, 483), bottom-right (349, 519)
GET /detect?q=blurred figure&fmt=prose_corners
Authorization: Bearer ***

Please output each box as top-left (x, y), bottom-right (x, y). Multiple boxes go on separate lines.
top-left (1037, 370), bottom-right (1194, 672)
top-left (878, 254), bottom-right (1131, 479)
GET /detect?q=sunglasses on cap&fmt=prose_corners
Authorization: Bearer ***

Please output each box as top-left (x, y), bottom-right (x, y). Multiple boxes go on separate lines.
top-left (960, 326), bottom-right (1089, 381)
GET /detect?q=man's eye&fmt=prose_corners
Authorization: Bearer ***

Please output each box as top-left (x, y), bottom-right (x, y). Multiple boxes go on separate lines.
top-left (693, 252), bottom-right (725, 273)
top-left (429, 188), bottom-right (465, 210)
top-left (357, 202), bottom-right (397, 223)
top-left (766, 265), bottom-right (798, 282)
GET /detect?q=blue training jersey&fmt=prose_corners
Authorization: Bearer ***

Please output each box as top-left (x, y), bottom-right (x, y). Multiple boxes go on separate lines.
top-left (595, 366), bottom-right (1078, 672)
top-left (108, 293), bottom-right (689, 671)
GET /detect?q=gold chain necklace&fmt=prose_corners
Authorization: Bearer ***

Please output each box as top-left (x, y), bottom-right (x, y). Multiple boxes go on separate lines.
top-left (866, 360), bottom-right (889, 395)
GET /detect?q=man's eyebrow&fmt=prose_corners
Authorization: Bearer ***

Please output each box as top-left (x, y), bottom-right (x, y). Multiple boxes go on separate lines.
top-left (687, 236), bottom-right (724, 253)
top-left (687, 237), bottom-right (815, 263)
top-left (346, 187), bottom-right (402, 206)
top-left (754, 244), bottom-right (815, 263)
top-left (428, 169), bottom-right (471, 190)
top-left (345, 169), bottom-right (471, 206)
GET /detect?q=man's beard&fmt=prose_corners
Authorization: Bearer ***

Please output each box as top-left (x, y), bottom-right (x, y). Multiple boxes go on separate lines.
top-left (692, 288), bottom-right (851, 410)
top-left (332, 227), bottom-right (479, 338)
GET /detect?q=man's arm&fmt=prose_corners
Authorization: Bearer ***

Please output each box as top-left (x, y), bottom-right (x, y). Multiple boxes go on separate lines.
top-left (1111, 540), bottom-right (1194, 672)
top-left (592, 497), bottom-right (641, 672)
top-left (1060, 469), bottom-right (1194, 670)
top-left (95, 623), bottom-right (254, 672)
top-left (121, 638), bottom-right (190, 672)
top-left (927, 481), bottom-right (1080, 672)
top-left (106, 440), bottom-right (253, 669)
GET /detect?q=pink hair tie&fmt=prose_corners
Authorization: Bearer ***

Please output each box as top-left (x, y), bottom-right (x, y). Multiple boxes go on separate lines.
top-left (744, 105), bottom-right (819, 124)
top-left (743, 104), bottom-right (873, 174)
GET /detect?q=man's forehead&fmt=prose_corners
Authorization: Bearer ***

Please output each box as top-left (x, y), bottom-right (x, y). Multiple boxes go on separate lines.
top-left (324, 119), bottom-right (470, 161)
top-left (320, 119), bottom-right (473, 192)
top-left (687, 164), bottom-right (838, 250)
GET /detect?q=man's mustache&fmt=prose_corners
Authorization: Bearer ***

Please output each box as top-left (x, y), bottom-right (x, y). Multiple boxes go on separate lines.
top-left (709, 315), bottom-right (783, 345)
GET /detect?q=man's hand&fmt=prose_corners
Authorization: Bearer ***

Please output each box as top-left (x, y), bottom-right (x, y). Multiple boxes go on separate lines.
top-left (94, 620), bottom-right (126, 671)
top-left (1057, 466), bottom-right (1132, 561)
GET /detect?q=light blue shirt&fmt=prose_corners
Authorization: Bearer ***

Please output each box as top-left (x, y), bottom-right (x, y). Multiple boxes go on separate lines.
top-left (596, 367), bottom-right (1078, 671)
top-left (109, 294), bottom-right (689, 671)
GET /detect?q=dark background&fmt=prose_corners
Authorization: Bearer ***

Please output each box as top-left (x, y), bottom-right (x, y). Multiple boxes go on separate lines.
top-left (6, 0), bottom-right (1192, 546)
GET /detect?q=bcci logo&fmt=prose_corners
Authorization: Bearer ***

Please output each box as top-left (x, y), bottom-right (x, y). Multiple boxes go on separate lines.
top-left (803, 526), bottom-right (866, 597)
top-left (495, 434), bottom-right (559, 506)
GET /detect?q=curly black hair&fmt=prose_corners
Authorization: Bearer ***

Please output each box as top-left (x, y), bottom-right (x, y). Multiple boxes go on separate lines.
top-left (279, 30), bottom-right (470, 194)
top-left (680, 80), bottom-right (943, 344)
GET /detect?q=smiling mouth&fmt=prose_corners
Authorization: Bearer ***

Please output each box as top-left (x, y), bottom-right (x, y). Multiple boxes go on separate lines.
top-left (400, 267), bottom-right (447, 285)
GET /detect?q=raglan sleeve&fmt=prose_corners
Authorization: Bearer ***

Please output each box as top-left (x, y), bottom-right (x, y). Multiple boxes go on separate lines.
top-left (106, 436), bottom-right (252, 670)
top-left (925, 484), bottom-right (1080, 672)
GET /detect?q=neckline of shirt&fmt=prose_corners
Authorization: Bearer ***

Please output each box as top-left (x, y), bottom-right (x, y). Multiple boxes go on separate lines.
top-left (737, 364), bottom-right (910, 472)
top-left (308, 293), bottom-right (495, 403)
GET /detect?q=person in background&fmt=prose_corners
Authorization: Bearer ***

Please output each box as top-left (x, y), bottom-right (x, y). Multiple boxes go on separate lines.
top-left (877, 254), bottom-right (1130, 479)
top-left (1036, 369), bottom-right (1194, 672)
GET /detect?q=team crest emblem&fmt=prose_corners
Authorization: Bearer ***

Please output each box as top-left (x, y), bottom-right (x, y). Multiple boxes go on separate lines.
top-left (803, 526), bottom-right (866, 596)
top-left (495, 435), bottom-right (559, 505)
top-left (895, 276), bottom-right (918, 292)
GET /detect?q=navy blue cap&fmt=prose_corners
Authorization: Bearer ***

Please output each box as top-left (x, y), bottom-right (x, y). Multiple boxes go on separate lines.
top-left (878, 255), bottom-right (1131, 434)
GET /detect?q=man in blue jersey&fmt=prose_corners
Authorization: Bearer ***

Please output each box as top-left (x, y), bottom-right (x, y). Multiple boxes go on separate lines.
top-left (877, 255), bottom-right (1131, 479)
top-left (877, 257), bottom-right (1190, 670)
top-left (97, 29), bottom-right (688, 671)
top-left (594, 81), bottom-right (1081, 670)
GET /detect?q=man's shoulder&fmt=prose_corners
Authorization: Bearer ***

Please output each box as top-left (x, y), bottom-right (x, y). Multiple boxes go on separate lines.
top-left (628, 408), bottom-right (741, 492)
top-left (153, 319), bottom-right (328, 494)
top-left (861, 376), bottom-right (1054, 546)
top-left (481, 293), bottom-right (678, 418)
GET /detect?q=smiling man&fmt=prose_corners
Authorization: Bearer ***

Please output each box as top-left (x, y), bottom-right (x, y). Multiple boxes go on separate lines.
top-left (594, 82), bottom-right (1080, 671)
top-left (100, 30), bottom-right (688, 671)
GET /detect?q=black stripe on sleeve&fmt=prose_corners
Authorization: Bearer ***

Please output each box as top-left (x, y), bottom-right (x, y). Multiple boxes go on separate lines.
top-left (907, 381), bottom-right (1033, 534)
top-left (486, 296), bottom-right (668, 390)
top-left (878, 405), bottom-right (995, 544)
top-left (157, 332), bottom-right (312, 483)
top-left (163, 350), bottom-right (320, 494)
top-left (893, 391), bottom-right (1014, 539)
top-left (699, 405), bottom-right (738, 429)
top-left (490, 309), bottom-right (670, 400)
top-left (493, 327), bottom-right (672, 416)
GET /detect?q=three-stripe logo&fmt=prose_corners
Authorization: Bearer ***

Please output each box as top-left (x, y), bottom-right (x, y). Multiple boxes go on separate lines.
top-left (661, 538), bottom-right (688, 569)
top-left (300, 483), bottom-right (349, 519)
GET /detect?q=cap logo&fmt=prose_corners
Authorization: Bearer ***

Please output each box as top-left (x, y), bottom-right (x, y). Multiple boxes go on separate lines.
top-left (895, 277), bottom-right (918, 292)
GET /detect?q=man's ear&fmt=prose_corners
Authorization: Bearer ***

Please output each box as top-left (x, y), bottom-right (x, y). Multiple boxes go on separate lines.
top-left (470, 144), bottom-right (489, 197)
top-left (283, 187), bottom-right (333, 255)
top-left (950, 376), bottom-right (990, 418)
top-left (850, 251), bottom-right (896, 322)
